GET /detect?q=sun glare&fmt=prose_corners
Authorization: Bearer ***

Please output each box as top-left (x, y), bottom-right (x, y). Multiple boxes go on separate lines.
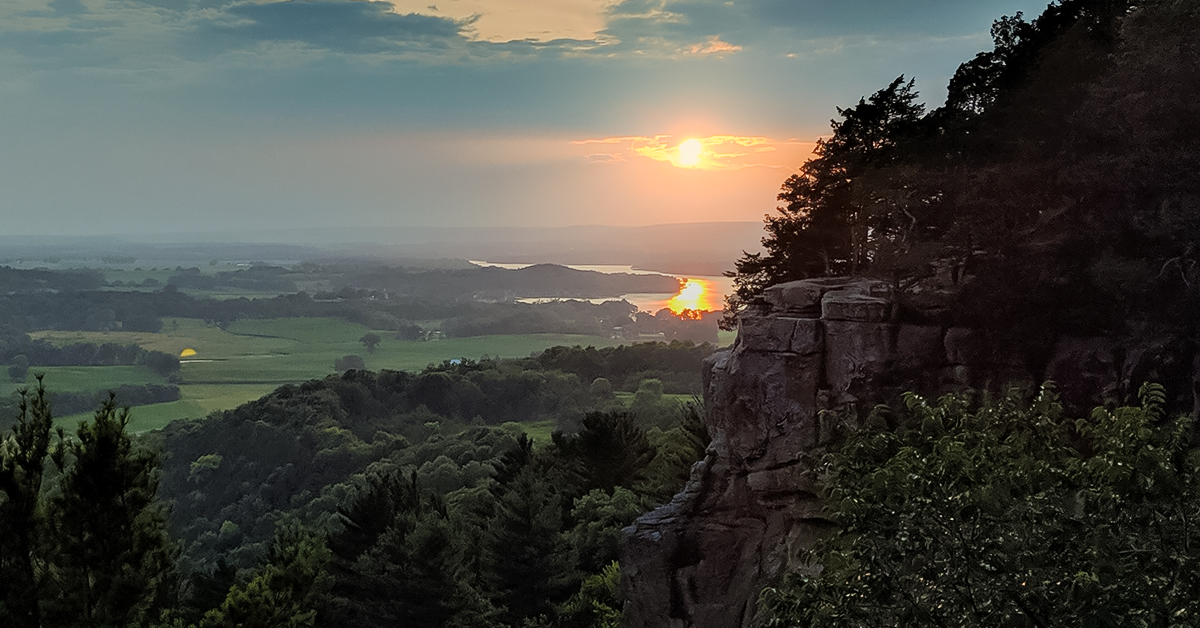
top-left (677, 138), bottom-right (703, 167)
top-left (667, 279), bottom-right (713, 313)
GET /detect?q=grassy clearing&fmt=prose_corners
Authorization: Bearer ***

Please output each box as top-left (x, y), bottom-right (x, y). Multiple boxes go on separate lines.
top-left (521, 419), bottom-right (559, 444)
top-left (2, 366), bottom-right (168, 397)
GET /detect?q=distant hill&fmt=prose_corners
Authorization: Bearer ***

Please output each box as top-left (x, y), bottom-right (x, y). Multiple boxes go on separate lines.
top-left (343, 263), bottom-right (680, 299)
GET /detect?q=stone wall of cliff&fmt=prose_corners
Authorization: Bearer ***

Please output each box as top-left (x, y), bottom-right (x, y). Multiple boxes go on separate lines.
top-left (622, 277), bottom-right (1199, 628)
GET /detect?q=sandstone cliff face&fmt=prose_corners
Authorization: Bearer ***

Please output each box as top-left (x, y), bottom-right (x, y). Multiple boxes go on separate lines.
top-left (622, 277), bottom-right (1199, 628)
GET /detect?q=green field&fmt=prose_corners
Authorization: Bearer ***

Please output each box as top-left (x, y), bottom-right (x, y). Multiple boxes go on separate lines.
top-left (30, 317), bottom-right (629, 432)
top-left (1, 366), bottom-right (169, 397)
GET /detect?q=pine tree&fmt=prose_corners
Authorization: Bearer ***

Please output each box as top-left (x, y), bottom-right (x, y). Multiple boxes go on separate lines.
top-left (43, 394), bottom-right (177, 628)
top-left (483, 468), bottom-right (576, 626)
top-left (0, 378), bottom-right (54, 628)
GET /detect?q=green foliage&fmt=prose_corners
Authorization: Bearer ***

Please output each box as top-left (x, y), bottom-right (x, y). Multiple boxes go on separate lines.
top-left (556, 562), bottom-right (623, 628)
top-left (566, 488), bottom-right (647, 574)
top-left (588, 377), bottom-right (613, 399)
top-left (1, 380), bottom-right (176, 628)
top-left (483, 467), bottom-right (576, 626)
top-left (764, 383), bottom-right (1200, 627)
top-left (552, 411), bottom-right (658, 497)
top-left (197, 524), bottom-right (330, 628)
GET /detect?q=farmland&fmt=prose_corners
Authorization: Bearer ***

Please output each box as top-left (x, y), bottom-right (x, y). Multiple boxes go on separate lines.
top-left (28, 316), bottom-right (632, 431)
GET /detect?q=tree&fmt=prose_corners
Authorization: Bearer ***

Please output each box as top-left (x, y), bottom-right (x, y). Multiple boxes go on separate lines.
top-left (483, 468), bottom-right (576, 626)
top-left (359, 333), bottom-right (381, 354)
top-left (552, 411), bottom-right (658, 496)
top-left (323, 471), bottom-right (492, 627)
top-left (725, 77), bottom-right (925, 325)
top-left (588, 377), bottom-right (614, 399)
top-left (0, 378), bottom-right (54, 628)
top-left (198, 524), bottom-right (330, 628)
top-left (43, 394), bottom-right (177, 628)
top-left (556, 561), bottom-right (623, 628)
top-left (334, 355), bottom-right (365, 373)
top-left (763, 383), bottom-right (1200, 627)
top-left (8, 354), bottom-right (29, 383)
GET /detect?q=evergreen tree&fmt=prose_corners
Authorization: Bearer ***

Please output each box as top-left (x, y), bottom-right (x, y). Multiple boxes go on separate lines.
top-left (483, 468), bottom-right (576, 626)
top-left (43, 394), bottom-right (177, 628)
top-left (552, 411), bottom-right (657, 496)
top-left (725, 77), bottom-right (925, 325)
top-left (0, 378), bottom-right (54, 628)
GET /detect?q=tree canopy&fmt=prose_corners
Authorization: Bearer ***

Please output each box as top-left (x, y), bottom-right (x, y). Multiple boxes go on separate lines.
top-left (764, 383), bottom-right (1200, 627)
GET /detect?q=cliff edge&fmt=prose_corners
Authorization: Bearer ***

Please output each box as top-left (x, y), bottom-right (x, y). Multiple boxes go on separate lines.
top-left (622, 277), bottom-right (1199, 627)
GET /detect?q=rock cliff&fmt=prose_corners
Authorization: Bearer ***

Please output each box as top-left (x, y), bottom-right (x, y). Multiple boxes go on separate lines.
top-left (622, 277), bottom-right (1200, 628)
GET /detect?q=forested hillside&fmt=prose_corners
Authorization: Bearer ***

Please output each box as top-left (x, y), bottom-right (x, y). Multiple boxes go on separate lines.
top-left (2, 341), bottom-right (711, 627)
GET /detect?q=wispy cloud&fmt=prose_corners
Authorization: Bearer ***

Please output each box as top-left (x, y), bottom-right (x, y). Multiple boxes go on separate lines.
top-left (574, 134), bottom-right (813, 170)
top-left (684, 36), bottom-right (741, 56)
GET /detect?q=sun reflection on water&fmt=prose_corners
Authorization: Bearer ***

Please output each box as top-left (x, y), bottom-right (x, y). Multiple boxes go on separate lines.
top-left (666, 279), bottom-right (719, 314)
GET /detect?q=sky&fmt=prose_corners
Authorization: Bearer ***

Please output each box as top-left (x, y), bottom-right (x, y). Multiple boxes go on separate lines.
top-left (0, 0), bottom-right (1052, 239)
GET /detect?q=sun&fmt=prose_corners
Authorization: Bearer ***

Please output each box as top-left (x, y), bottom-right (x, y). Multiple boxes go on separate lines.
top-left (677, 138), bottom-right (703, 167)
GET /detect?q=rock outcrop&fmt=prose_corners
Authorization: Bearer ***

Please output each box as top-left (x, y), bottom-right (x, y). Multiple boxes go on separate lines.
top-left (622, 277), bottom-right (1198, 628)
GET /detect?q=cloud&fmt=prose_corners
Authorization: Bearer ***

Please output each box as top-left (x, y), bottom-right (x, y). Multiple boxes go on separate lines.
top-left (386, 0), bottom-right (620, 43)
top-left (217, 1), bottom-right (467, 54)
top-left (575, 134), bottom-right (813, 170)
top-left (684, 36), bottom-right (740, 56)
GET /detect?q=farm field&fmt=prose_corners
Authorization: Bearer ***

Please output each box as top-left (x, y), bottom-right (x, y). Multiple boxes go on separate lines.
top-left (31, 317), bottom-right (630, 432)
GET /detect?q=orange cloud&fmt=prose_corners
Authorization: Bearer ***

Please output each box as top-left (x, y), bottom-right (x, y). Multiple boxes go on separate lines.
top-left (685, 36), bottom-right (742, 56)
top-left (574, 135), bottom-right (810, 171)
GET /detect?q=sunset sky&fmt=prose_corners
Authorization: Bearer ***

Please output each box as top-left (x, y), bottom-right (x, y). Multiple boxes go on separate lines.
top-left (1, 0), bottom-right (1050, 238)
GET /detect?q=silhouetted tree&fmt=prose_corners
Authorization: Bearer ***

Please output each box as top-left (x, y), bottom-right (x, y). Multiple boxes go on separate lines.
top-left (0, 378), bottom-right (54, 628)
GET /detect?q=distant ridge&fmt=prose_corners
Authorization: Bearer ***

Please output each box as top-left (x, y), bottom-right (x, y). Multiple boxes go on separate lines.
top-left (1, 222), bottom-right (763, 277)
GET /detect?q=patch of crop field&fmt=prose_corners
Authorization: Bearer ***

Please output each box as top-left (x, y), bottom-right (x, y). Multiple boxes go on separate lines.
top-left (31, 318), bottom-right (291, 357)
top-left (53, 383), bottom-right (281, 434)
top-left (225, 317), bottom-right (375, 344)
top-left (1, 366), bottom-right (168, 397)
top-left (100, 268), bottom-right (176, 285)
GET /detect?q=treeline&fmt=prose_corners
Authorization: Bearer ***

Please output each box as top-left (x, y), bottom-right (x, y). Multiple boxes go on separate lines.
top-left (1, 330), bottom-right (180, 377)
top-left (0, 285), bottom-right (645, 338)
top-left (156, 262), bottom-right (679, 301)
top-left (49, 384), bottom-right (180, 416)
top-left (530, 341), bottom-right (714, 394)
top-left (0, 266), bottom-right (105, 292)
top-left (166, 265), bottom-right (299, 292)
